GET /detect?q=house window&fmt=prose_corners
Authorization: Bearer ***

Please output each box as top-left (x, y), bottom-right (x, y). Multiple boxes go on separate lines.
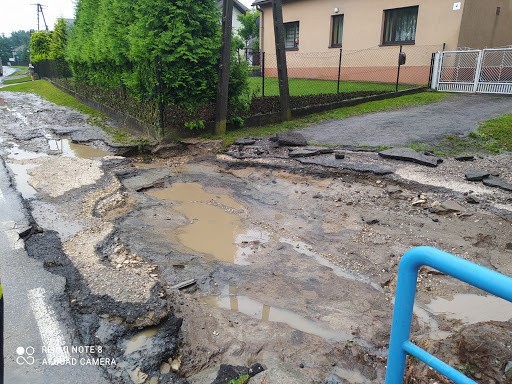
top-left (284, 21), bottom-right (299, 49)
top-left (331, 14), bottom-right (344, 47)
top-left (382, 6), bottom-right (418, 45)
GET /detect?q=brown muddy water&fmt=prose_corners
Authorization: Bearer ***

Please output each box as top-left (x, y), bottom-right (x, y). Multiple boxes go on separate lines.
top-left (146, 183), bottom-right (246, 263)
top-left (137, 162), bottom-right (512, 382)
top-left (48, 138), bottom-right (110, 158)
top-left (124, 327), bottom-right (159, 355)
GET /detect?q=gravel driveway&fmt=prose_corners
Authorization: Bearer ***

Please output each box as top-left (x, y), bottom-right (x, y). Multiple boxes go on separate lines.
top-left (298, 94), bottom-right (512, 147)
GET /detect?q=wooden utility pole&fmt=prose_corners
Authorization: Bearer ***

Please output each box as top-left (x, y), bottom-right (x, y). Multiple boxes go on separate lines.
top-left (32, 3), bottom-right (49, 31)
top-left (215, 0), bottom-right (234, 136)
top-left (272, 0), bottom-right (291, 121)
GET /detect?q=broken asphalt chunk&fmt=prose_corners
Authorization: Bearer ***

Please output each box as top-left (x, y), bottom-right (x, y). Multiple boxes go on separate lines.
top-left (334, 150), bottom-right (345, 159)
top-left (297, 157), bottom-right (394, 175)
top-left (455, 155), bottom-right (476, 161)
top-left (378, 148), bottom-right (442, 167)
top-left (429, 200), bottom-right (465, 215)
top-left (276, 132), bottom-right (308, 147)
top-left (465, 170), bottom-right (491, 182)
top-left (119, 168), bottom-right (171, 191)
top-left (234, 138), bottom-right (256, 146)
top-left (288, 147), bottom-right (333, 158)
top-left (482, 176), bottom-right (512, 192)
top-left (171, 279), bottom-right (196, 290)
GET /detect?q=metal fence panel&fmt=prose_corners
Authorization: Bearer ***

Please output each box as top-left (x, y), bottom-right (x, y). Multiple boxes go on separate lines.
top-left (435, 47), bottom-right (512, 94)
top-left (256, 45), bottom-right (440, 97)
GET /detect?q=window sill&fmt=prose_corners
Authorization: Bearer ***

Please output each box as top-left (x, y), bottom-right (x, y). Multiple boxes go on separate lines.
top-left (285, 47), bottom-right (299, 51)
top-left (380, 41), bottom-right (415, 47)
top-left (329, 45), bottom-right (342, 49)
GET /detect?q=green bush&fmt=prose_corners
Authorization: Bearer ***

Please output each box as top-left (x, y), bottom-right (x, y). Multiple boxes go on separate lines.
top-left (30, 31), bottom-right (52, 63)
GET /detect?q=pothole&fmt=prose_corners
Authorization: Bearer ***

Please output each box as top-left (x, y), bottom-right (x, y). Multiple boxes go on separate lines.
top-left (48, 138), bottom-right (110, 159)
top-left (124, 327), bottom-right (159, 355)
top-left (145, 182), bottom-right (247, 263)
top-left (205, 285), bottom-right (356, 343)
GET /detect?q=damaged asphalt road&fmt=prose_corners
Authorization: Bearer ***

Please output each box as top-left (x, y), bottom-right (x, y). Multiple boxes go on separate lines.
top-left (1, 91), bottom-right (512, 384)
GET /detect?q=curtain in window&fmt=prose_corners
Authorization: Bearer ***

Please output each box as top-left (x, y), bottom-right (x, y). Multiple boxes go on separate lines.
top-left (284, 22), bottom-right (299, 48)
top-left (384, 6), bottom-right (418, 43)
top-left (332, 15), bottom-right (343, 46)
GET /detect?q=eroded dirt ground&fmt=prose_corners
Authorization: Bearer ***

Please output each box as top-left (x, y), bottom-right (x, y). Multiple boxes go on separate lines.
top-left (1, 92), bottom-right (512, 384)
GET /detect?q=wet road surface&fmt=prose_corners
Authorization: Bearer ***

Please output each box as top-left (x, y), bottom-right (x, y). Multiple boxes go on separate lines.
top-left (1, 90), bottom-right (512, 383)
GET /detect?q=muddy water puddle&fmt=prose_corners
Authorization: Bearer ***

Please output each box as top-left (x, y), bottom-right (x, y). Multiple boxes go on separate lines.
top-left (205, 286), bottom-right (353, 343)
top-left (146, 183), bottom-right (248, 263)
top-left (48, 138), bottom-right (110, 158)
top-left (124, 327), bottom-right (159, 355)
top-left (426, 294), bottom-right (512, 324)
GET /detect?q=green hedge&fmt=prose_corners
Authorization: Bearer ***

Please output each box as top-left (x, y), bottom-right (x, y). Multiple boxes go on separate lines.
top-left (67, 0), bottom-right (221, 107)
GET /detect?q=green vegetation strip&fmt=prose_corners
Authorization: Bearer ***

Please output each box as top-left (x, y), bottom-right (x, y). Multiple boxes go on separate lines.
top-left (2, 80), bottom-right (103, 116)
top-left (409, 114), bottom-right (512, 156)
top-left (1, 80), bottom-right (144, 145)
top-left (248, 77), bottom-right (413, 97)
top-left (2, 76), bottom-right (32, 85)
top-left (222, 91), bottom-right (450, 146)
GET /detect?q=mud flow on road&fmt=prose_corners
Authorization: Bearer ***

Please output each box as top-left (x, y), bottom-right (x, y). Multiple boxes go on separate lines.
top-left (1, 91), bottom-right (512, 384)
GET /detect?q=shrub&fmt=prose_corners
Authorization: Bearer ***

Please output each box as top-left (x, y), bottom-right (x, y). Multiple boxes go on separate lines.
top-left (30, 31), bottom-right (52, 63)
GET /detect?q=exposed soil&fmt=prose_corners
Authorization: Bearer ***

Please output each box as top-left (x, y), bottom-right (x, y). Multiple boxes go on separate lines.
top-left (1, 91), bottom-right (511, 384)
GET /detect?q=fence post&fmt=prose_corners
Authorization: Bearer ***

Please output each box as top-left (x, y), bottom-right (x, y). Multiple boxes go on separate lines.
top-left (215, 0), bottom-right (234, 135)
top-left (473, 49), bottom-right (484, 93)
top-left (261, 51), bottom-right (265, 97)
top-left (272, 0), bottom-right (292, 121)
top-left (396, 44), bottom-right (403, 93)
top-left (427, 52), bottom-right (435, 88)
top-left (430, 52), bottom-right (441, 90)
top-left (337, 48), bottom-right (343, 94)
top-left (436, 51), bottom-right (445, 88)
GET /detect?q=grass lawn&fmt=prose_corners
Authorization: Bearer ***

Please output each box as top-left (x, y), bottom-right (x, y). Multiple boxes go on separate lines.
top-left (1, 80), bottom-right (145, 145)
top-left (221, 91), bottom-right (450, 146)
top-left (248, 77), bottom-right (415, 97)
top-left (2, 80), bottom-right (102, 116)
top-left (409, 113), bottom-right (512, 156)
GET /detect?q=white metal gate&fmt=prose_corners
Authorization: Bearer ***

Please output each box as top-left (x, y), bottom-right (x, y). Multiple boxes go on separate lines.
top-left (432, 48), bottom-right (512, 94)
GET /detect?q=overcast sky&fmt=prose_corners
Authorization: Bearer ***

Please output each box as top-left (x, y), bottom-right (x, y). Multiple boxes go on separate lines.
top-left (0, 0), bottom-right (255, 36)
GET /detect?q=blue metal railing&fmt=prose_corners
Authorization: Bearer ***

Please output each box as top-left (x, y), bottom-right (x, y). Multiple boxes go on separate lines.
top-left (385, 246), bottom-right (512, 384)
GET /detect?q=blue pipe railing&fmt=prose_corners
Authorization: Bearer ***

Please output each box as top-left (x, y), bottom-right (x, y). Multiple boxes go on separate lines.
top-left (385, 246), bottom-right (512, 383)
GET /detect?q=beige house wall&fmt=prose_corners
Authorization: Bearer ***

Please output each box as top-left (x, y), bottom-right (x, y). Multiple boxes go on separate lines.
top-left (458, 0), bottom-right (512, 49)
top-left (258, 0), bottom-right (465, 54)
